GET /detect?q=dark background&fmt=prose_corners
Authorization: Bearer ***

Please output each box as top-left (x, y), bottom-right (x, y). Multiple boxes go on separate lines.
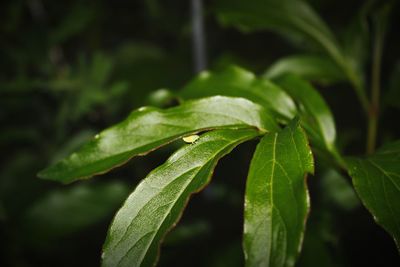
top-left (1, 0), bottom-right (399, 266)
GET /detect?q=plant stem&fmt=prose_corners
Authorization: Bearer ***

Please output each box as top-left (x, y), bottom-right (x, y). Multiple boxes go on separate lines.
top-left (346, 67), bottom-right (370, 114)
top-left (191, 0), bottom-right (207, 73)
top-left (366, 29), bottom-right (383, 154)
top-left (366, 3), bottom-right (392, 154)
top-left (316, 33), bottom-right (370, 113)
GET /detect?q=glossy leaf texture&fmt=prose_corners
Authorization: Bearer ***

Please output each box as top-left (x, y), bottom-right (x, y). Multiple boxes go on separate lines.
top-left (180, 65), bottom-right (297, 120)
top-left (214, 0), bottom-right (345, 68)
top-left (244, 119), bottom-right (314, 267)
top-left (214, 0), bottom-right (367, 110)
top-left (39, 96), bottom-right (278, 183)
top-left (101, 129), bottom-right (260, 267)
top-left (347, 140), bottom-right (400, 251)
top-left (273, 74), bottom-right (337, 154)
top-left (264, 54), bottom-right (345, 85)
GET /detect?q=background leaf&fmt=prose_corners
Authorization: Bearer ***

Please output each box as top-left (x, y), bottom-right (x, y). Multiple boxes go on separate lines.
top-left (341, 0), bottom-right (373, 85)
top-left (264, 54), bottom-right (345, 85)
top-left (101, 129), bottom-right (259, 267)
top-left (214, 0), bottom-right (345, 71)
top-left (347, 140), bottom-right (400, 251)
top-left (180, 65), bottom-right (297, 120)
top-left (214, 0), bottom-right (367, 111)
top-left (39, 96), bottom-right (278, 183)
top-left (244, 119), bottom-right (314, 267)
top-left (320, 169), bottom-right (360, 211)
top-left (273, 74), bottom-right (337, 155)
top-left (22, 181), bottom-right (130, 243)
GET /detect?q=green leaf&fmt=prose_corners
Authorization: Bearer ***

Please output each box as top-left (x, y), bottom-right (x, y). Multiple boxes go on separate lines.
top-left (341, 1), bottom-right (373, 83)
top-left (264, 54), bottom-right (345, 84)
top-left (244, 119), bottom-right (314, 267)
top-left (51, 129), bottom-right (96, 164)
top-left (101, 129), bottom-right (259, 267)
top-left (39, 96), bottom-right (278, 184)
top-left (320, 169), bottom-right (360, 211)
top-left (23, 181), bottom-right (130, 243)
top-left (347, 140), bottom-right (400, 251)
top-left (214, 0), bottom-right (344, 69)
top-left (180, 65), bottom-right (297, 120)
top-left (273, 75), bottom-right (336, 153)
top-left (214, 0), bottom-right (368, 112)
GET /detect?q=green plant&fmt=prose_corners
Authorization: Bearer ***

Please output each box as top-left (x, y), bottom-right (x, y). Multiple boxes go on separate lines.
top-left (38, 0), bottom-right (399, 266)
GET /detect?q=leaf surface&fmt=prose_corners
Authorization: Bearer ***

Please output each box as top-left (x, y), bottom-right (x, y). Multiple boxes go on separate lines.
top-left (214, 0), bottom-right (367, 110)
top-left (101, 129), bottom-right (259, 267)
top-left (244, 119), bottom-right (314, 267)
top-left (214, 0), bottom-right (344, 68)
top-left (347, 140), bottom-right (400, 251)
top-left (180, 65), bottom-right (296, 120)
top-left (341, 1), bottom-right (373, 82)
top-left (264, 54), bottom-right (345, 84)
top-left (39, 96), bottom-right (278, 183)
top-left (274, 75), bottom-right (336, 153)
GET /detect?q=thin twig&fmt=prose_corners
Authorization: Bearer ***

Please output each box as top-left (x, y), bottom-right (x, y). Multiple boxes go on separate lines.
top-left (366, 32), bottom-right (382, 154)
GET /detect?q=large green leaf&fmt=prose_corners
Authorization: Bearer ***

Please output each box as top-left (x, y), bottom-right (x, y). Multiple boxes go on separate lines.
top-left (180, 65), bottom-right (297, 120)
top-left (101, 129), bottom-right (259, 267)
top-left (347, 140), bottom-right (400, 251)
top-left (214, 0), bottom-right (344, 69)
top-left (214, 0), bottom-right (368, 111)
top-left (264, 54), bottom-right (345, 84)
top-left (273, 75), bottom-right (336, 154)
top-left (39, 96), bottom-right (278, 183)
top-left (244, 119), bottom-right (314, 267)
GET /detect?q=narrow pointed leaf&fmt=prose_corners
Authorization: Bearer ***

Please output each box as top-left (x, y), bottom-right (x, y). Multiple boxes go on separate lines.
top-left (244, 119), bottom-right (314, 267)
top-left (180, 65), bottom-right (297, 120)
top-left (101, 129), bottom-right (260, 267)
top-left (39, 96), bottom-right (278, 183)
top-left (214, 0), bottom-right (345, 69)
top-left (341, 1), bottom-right (373, 81)
top-left (214, 0), bottom-right (367, 108)
top-left (264, 54), bottom-right (345, 84)
top-left (347, 140), bottom-right (400, 251)
top-left (274, 74), bottom-right (336, 153)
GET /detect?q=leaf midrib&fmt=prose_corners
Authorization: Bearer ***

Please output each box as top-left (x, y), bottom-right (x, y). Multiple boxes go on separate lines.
top-left (112, 136), bottom-right (253, 266)
top-left (135, 138), bottom-right (250, 266)
top-left (267, 133), bottom-right (278, 266)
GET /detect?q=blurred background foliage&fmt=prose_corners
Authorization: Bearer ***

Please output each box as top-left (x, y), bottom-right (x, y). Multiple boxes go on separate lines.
top-left (0, 0), bottom-right (399, 266)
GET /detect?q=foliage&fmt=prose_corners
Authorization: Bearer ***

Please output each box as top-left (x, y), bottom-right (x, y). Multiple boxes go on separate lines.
top-left (347, 141), bottom-right (400, 250)
top-left (1, 0), bottom-right (400, 266)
